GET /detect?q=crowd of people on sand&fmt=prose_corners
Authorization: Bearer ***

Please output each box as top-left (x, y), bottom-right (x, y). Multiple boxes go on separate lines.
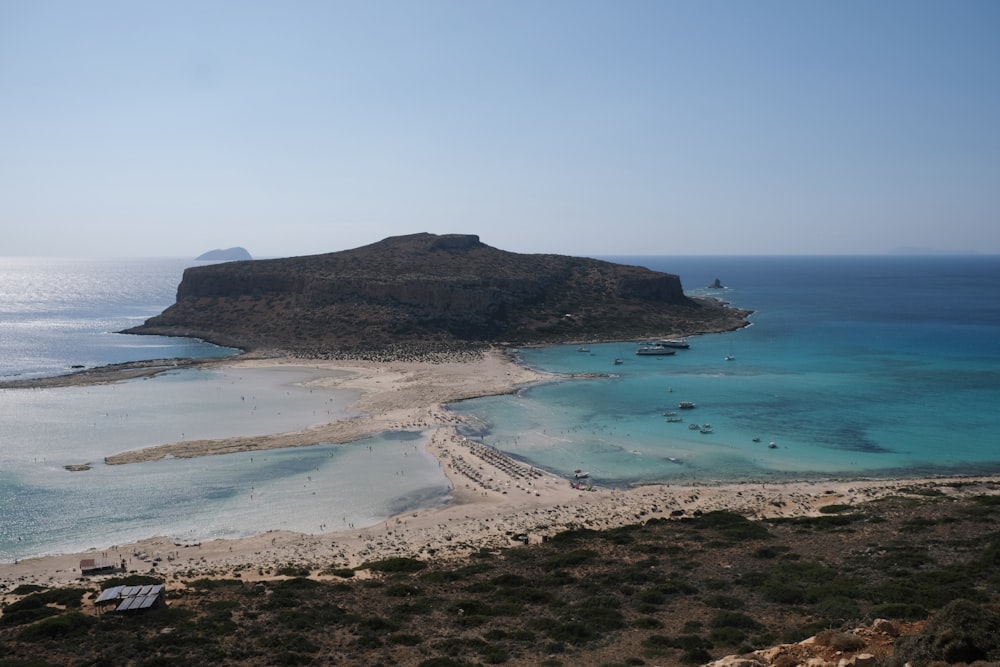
top-left (295, 344), bottom-right (489, 365)
top-left (445, 437), bottom-right (547, 493)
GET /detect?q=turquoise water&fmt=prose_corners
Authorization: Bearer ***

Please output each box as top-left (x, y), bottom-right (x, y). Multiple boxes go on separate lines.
top-left (2, 255), bottom-right (998, 563)
top-left (449, 256), bottom-right (1000, 485)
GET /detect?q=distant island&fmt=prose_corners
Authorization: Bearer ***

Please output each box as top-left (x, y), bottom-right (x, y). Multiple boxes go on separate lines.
top-left (129, 233), bottom-right (750, 357)
top-left (196, 247), bottom-right (252, 261)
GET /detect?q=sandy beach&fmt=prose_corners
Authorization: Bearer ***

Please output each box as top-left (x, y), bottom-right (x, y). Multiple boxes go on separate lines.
top-left (3, 349), bottom-right (999, 594)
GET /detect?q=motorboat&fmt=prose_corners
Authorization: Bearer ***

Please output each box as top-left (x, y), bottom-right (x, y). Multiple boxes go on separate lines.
top-left (678, 401), bottom-right (696, 409)
top-left (658, 338), bottom-right (690, 349)
top-left (636, 343), bottom-right (676, 356)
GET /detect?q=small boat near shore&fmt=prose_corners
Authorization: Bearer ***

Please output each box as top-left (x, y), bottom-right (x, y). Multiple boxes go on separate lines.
top-left (657, 338), bottom-right (690, 349)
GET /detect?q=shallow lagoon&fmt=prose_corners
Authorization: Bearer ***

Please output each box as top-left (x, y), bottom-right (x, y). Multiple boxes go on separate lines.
top-left (0, 367), bottom-right (450, 562)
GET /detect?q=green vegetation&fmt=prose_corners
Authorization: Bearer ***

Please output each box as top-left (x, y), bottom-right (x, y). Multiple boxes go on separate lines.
top-left (2, 491), bottom-right (1000, 665)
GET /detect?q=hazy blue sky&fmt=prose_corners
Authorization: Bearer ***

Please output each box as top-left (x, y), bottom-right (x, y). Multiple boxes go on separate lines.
top-left (3, 1), bottom-right (998, 258)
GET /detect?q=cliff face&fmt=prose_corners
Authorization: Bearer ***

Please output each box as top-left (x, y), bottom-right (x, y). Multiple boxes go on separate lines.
top-left (127, 233), bottom-right (748, 354)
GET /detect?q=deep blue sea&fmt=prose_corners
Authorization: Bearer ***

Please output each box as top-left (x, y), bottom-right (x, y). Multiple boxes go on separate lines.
top-left (2, 255), bottom-right (999, 563)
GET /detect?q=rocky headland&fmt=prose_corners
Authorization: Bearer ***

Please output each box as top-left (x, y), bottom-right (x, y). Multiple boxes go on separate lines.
top-left (125, 233), bottom-right (750, 357)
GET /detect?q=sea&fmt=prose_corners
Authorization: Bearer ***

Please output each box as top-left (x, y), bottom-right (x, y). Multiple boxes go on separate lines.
top-left (2, 255), bottom-right (999, 563)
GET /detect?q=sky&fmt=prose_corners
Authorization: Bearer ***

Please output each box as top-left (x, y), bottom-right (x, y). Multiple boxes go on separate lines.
top-left (2, 1), bottom-right (999, 258)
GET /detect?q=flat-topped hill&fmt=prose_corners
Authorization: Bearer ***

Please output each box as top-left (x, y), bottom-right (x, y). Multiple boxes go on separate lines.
top-left (127, 233), bottom-right (749, 355)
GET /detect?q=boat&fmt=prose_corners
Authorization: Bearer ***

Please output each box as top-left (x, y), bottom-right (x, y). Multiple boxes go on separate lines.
top-left (768, 442), bottom-right (777, 449)
top-left (666, 457), bottom-right (683, 464)
top-left (636, 343), bottom-right (676, 356)
top-left (724, 354), bottom-right (735, 361)
top-left (573, 471), bottom-right (590, 479)
top-left (613, 357), bottom-right (623, 365)
top-left (666, 416), bottom-right (684, 422)
top-left (678, 401), bottom-right (696, 409)
top-left (657, 338), bottom-right (690, 349)
top-left (577, 346), bottom-right (590, 353)
top-left (688, 423), bottom-right (700, 430)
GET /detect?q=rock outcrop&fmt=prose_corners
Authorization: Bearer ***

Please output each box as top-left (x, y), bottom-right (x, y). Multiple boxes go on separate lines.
top-left (128, 233), bottom-right (749, 355)
top-left (707, 620), bottom-right (912, 667)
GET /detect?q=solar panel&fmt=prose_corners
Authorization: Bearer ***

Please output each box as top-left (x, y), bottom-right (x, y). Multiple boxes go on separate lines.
top-left (135, 595), bottom-right (159, 610)
top-left (96, 586), bottom-right (125, 603)
top-left (104, 584), bottom-right (165, 612)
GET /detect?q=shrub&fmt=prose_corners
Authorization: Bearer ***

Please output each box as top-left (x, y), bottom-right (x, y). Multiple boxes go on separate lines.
top-left (752, 545), bottom-right (787, 559)
top-left (17, 612), bottom-right (95, 641)
top-left (100, 574), bottom-right (163, 588)
top-left (385, 583), bottom-right (421, 597)
top-left (814, 595), bottom-right (861, 622)
top-left (710, 611), bottom-right (762, 631)
top-left (680, 647), bottom-right (713, 665)
top-left (325, 567), bottom-right (355, 578)
top-left (894, 599), bottom-right (1000, 666)
top-left (362, 557), bottom-right (427, 573)
top-left (818, 504), bottom-right (854, 514)
top-left (9, 584), bottom-right (46, 595)
top-left (706, 594), bottom-right (745, 610)
top-left (870, 602), bottom-right (927, 620)
top-left (417, 658), bottom-right (473, 667)
top-left (815, 630), bottom-right (866, 652)
top-left (0, 604), bottom-right (61, 628)
top-left (709, 625), bottom-right (747, 645)
top-left (543, 548), bottom-right (598, 568)
top-left (694, 511), bottom-right (770, 540)
top-left (548, 621), bottom-right (595, 643)
top-left (275, 564), bottom-right (311, 577)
